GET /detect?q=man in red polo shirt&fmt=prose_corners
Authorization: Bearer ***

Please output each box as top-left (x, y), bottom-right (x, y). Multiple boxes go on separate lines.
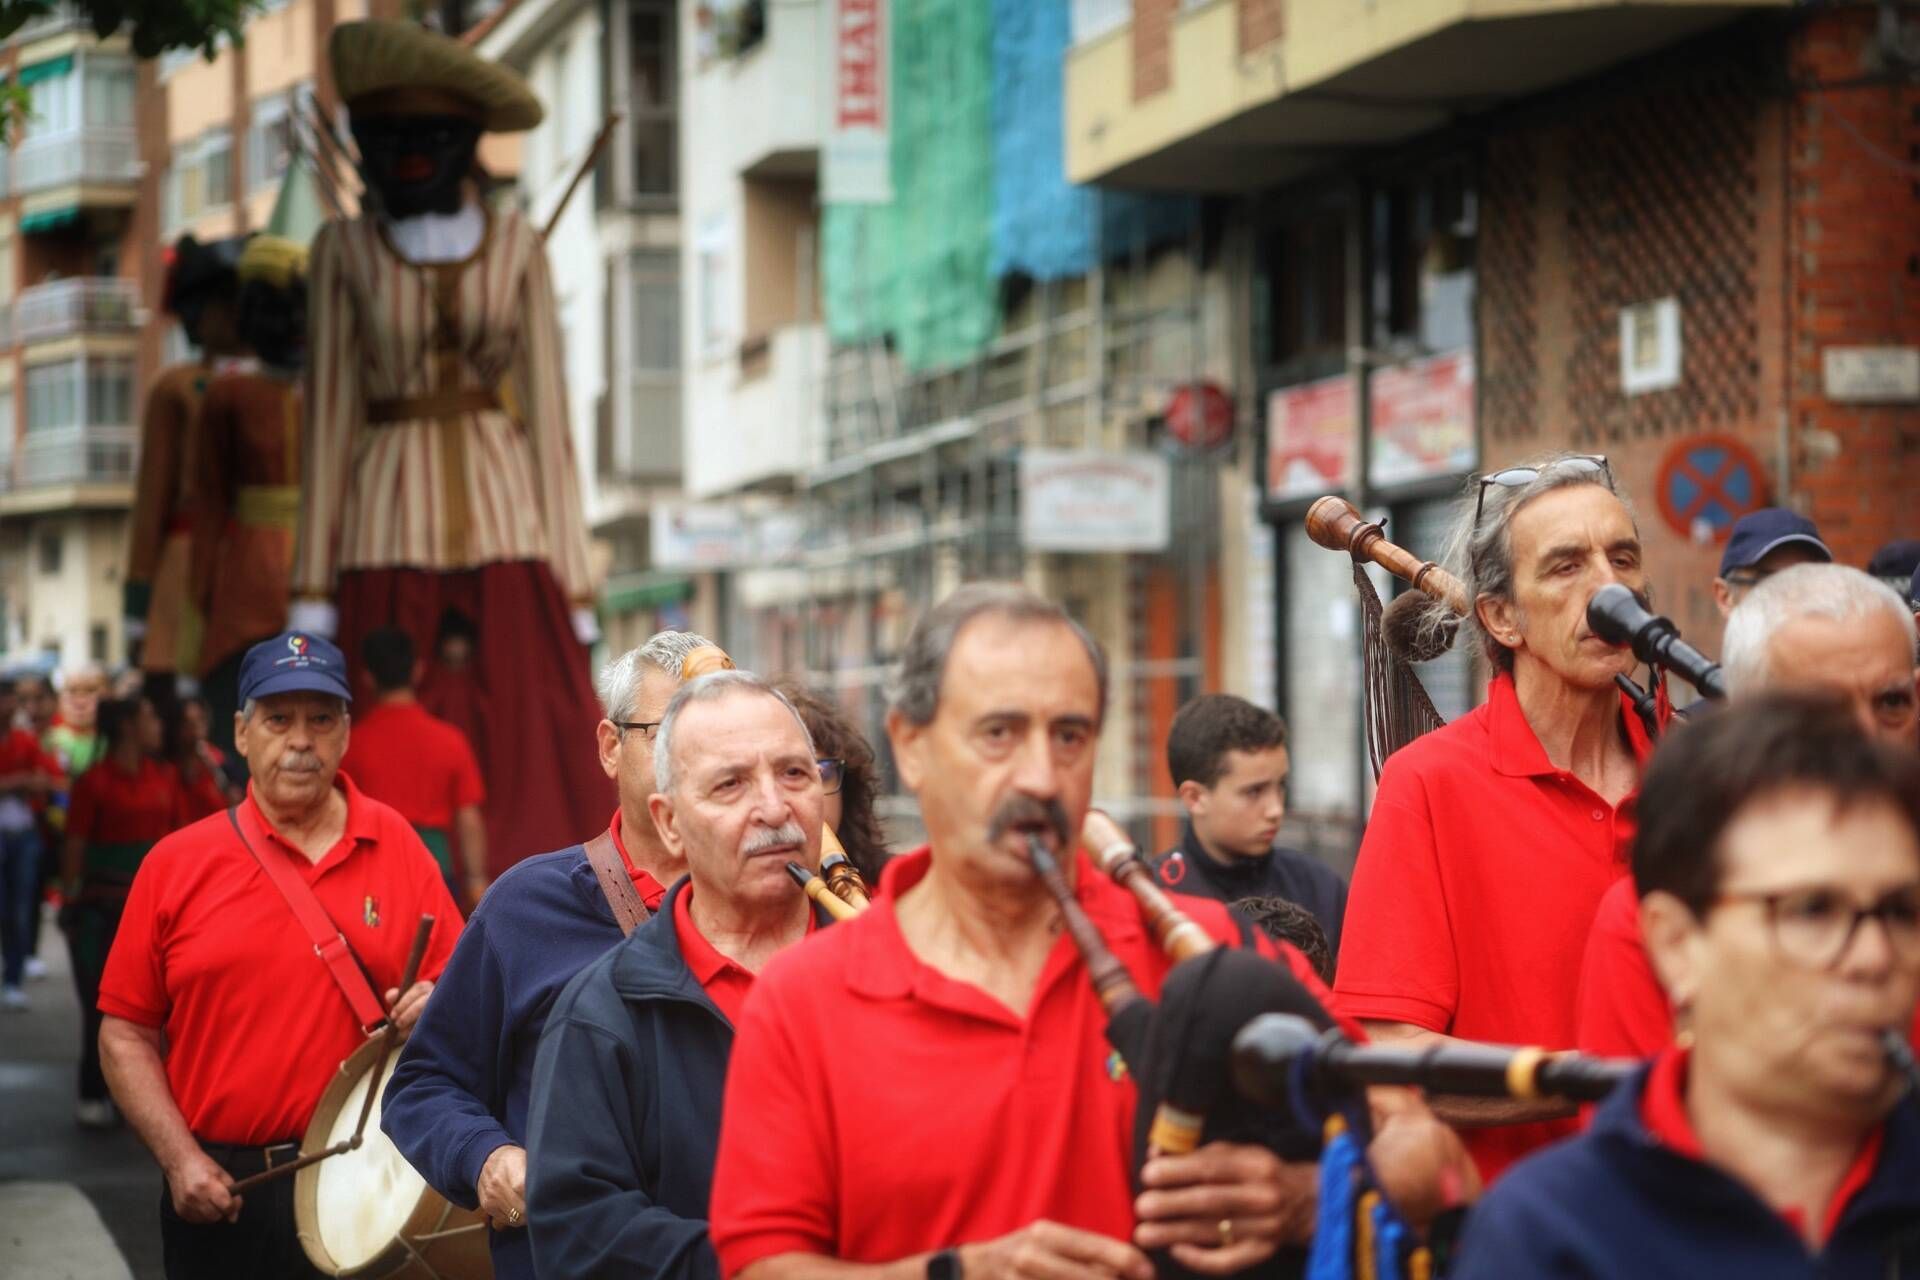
top-left (710, 585), bottom-right (1468, 1280)
top-left (343, 626), bottom-right (487, 906)
top-left (97, 630), bottom-right (460, 1279)
top-left (1334, 454), bottom-right (1665, 1184)
top-left (1577, 563), bottom-right (1920, 1060)
top-left (525, 670), bottom-right (837, 1280)
top-left (381, 630), bottom-right (725, 1280)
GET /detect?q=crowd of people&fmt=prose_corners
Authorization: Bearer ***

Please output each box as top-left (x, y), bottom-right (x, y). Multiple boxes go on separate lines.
top-left (0, 454), bottom-right (1914, 1280)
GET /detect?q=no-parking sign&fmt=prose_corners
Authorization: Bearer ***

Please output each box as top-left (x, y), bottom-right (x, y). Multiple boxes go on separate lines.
top-left (1654, 435), bottom-right (1770, 543)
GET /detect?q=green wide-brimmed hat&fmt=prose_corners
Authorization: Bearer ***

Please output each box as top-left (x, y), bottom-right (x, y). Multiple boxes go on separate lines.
top-left (330, 19), bottom-right (544, 133)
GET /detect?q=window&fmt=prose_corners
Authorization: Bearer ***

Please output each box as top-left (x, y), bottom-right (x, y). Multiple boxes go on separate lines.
top-left (1071, 0), bottom-right (1130, 44)
top-left (248, 93), bottom-right (298, 192)
top-left (88, 624), bottom-right (107, 663)
top-left (1263, 208), bottom-right (1348, 374)
top-left (167, 128), bottom-right (236, 228)
top-left (630, 249), bottom-right (680, 371)
top-left (83, 63), bottom-right (134, 128)
top-left (696, 217), bottom-right (733, 356)
top-left (1370, 160), bottom-right (1476, 356)
top-left (24, 357), bottom-right (133, 431)
top-left (36, 531), bottom-right (61, 576)
top-left (203, 129), bottom-right (233, 210)
top-left (629, 1), bottom-right (677, 198)
top-left (549, 39), bottom-right (573, 177)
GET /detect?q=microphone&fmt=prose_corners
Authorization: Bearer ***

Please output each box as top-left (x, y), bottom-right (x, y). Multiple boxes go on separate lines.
top-left (1231, 1014), bottom-right (1635, 1110)
top-left (1586, 584), bottom-right (1727, 700)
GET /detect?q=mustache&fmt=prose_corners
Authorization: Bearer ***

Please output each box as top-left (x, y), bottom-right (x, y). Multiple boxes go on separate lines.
top-left (741, 822), bottom-right (806, 855)
top-left (278, 752), bottom-right (325, 774)
top-left (986, 795), bottom-right (1071, 847)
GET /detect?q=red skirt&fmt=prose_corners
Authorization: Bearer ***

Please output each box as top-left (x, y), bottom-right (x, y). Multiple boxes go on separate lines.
top-left (335, 561), bottom-right (611, 878)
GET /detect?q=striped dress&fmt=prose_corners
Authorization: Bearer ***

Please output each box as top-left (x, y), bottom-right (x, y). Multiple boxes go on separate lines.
top-left (294, 204), bottom-right (596, 605)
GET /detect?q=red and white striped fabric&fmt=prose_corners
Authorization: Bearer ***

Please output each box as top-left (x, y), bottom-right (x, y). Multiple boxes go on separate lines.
top-left (295, 204), bottom-right (596, 605)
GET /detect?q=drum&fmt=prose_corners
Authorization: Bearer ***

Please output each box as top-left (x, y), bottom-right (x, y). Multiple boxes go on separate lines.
top-left (294, 1036), bottom-right (493, 1278)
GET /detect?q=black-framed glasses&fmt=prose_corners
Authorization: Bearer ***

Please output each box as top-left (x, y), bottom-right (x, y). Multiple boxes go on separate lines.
top-left (612, 720), bottom-right (662, 740)
top-left (1473, 454), bottom-right (1611, 528)
top-left (1714, 884), bottom-right (1920, 971)
top-left (818, 759), bottom-right (845, 795)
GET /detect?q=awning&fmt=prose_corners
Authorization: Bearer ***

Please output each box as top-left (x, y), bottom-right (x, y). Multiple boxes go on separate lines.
top-left (601, 571), bottom-right (694, 614)
top-left (19, 206), bottom-right (80, 234)
top-left (19, 54), bottom-right (74, 87)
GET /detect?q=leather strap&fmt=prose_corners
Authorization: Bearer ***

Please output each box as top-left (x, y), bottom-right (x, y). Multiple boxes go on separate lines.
top-left (225, 806), bottom-right (387, 1033)
top-left (583, 829), bottom-right (650, 937)
top-left (365, 388), bottom-right (501, 424)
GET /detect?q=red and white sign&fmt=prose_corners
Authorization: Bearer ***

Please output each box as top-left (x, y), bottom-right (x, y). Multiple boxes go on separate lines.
top-left (1266, 375), bottom-right (1355, 503)
top-left (1165, 381), bottom-right (1235, 451)
top-left (823, 0), bottom-right (890, 203)
top-left (1368, 349), bottom-right (1476, 488)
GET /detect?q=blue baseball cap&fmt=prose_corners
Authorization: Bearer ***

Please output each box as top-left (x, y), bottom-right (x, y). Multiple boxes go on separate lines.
top-left (238, 631), bottom-right (354, 705)
top-left (1718, 508), bottom-right (1831, 578)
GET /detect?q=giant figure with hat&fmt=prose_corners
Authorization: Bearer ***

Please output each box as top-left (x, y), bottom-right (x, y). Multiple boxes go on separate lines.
top-left (124, 235), bottom-right (250, 694)
top-left (291, 21), bottom-right (608, 870)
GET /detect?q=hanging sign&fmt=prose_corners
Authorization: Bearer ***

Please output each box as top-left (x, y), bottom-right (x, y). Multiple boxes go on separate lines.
top-left (822, 0), bottom-right (891, 204)
top-left (1020, 449), bottom-right (1171, 552)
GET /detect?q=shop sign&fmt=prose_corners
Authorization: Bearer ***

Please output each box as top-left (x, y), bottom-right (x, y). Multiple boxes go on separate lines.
top-left (822, 0), bottom-right (891, 204)
top-left (1266, 374), bottom-right (1355, 503)
top-left (1368, 349), bottom-right (1476, 488)
top-left (1019, 448), bottom-right (1170, 552)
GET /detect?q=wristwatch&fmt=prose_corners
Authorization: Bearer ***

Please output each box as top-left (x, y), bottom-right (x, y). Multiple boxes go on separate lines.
top-left (927, 1248), bottom-right (962, 1280)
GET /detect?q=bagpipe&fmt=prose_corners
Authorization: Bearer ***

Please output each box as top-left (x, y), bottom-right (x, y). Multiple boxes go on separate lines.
top-left (1305, 496), bottom-right (1724, 768)
top-left (776, 801), bottom-right (1649, 1276)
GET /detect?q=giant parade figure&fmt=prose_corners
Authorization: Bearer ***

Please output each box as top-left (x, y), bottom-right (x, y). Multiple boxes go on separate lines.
top-left (293, 20), bottom-right (608, 871)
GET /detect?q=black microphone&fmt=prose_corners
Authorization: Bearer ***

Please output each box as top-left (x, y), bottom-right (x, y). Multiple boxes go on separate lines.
top-left (1586, 584), bottom-right (1727, 700)
top-left (1231, 1013), bottom-right (1635, 1111)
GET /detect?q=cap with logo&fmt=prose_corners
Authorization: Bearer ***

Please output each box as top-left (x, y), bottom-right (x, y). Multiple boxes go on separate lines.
top-left (1717, 508), bottom-right (1832, 578)
top-left (238, 631), bottom-right (355, 706)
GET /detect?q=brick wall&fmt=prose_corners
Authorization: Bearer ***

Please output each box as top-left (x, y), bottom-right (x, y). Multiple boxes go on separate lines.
top-left (1786, 6), bottom-right (1920, 567)
top-left (1238, 0), bottom-right (1282, 54)
top-left (1133, 0), bottom-right (1176, 100)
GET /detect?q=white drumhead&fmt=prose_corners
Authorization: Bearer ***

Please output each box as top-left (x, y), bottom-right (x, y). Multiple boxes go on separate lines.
top-left (312, 1054), bottom-right (426, 1270)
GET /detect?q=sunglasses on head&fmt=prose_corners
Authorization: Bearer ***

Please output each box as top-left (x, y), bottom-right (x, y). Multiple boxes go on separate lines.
top-left (1473, 455), bottom-right (1611, 528)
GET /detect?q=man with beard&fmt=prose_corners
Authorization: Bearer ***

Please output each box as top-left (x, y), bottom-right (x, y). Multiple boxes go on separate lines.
top-left (525, 671), bottom-right (837, 1280)
top-left (382, 631), bottom-right (721, 1280)
top-left (709, 585), bottom-right (1471, 1280)
top-left (96, 632), bottom-right (459, 1278)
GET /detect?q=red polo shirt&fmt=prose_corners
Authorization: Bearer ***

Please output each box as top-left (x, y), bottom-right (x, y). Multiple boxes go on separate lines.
top-left (709, 847), bottom-right (1350, 1275)
top-left (0, 726), bottom-right (62, 805)
top-left (97, 775), bottom-right (461, 1145)
top-left (69, 758), bottom-right (188, 845)
top-left (1334, 672), bottom-right (1658, 1183)
top-left (672, 882), bottom-right (816, 1025)
top-left (341, 700), bottom-right (484, 830)
top-left (609, 809), bottom-right (669, 911)
top-left (1640, 1047), bottom-right (1882, 1244)
top-left (1576, 876), bottom-right (1920, 1060)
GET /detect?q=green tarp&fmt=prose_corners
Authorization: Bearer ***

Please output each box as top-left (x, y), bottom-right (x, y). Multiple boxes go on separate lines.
top-left (821, 0), bottom-right (996, 372)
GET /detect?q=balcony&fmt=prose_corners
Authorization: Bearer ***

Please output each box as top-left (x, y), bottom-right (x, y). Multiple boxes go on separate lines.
top-left (1064, 0), bottom-right (1791, 190)
top-left (14, 278), bottom-right (142, 345)
top-left (12, 130), bottom-right (140, 199)
top-left (0, 425), bottom-right (137, 507)
top-left (6, 3), bottom-right (88, 46)
top-left (685, 323), bottom-right (825, 498)
top-left (696, 0), bottom-right (823, 179)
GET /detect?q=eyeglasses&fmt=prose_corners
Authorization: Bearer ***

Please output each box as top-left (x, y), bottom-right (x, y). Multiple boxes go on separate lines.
top-left (818, 759), bottom-right (845, 795)
top-left (1473, 455), bottom-right (1611, 528)
top-left (611, 720), bottom-right (662, 740)
top-left (1713, 884), bottom-right (1920, 972)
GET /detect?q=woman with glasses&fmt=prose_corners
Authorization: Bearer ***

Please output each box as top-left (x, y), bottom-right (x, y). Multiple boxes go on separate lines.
top-left (1334, 452), bottom-right (1671, 1183)
top-left (774, 681), bottom-right (891, 887)
top-left (1455, 691), bottom-right (1920, 1275)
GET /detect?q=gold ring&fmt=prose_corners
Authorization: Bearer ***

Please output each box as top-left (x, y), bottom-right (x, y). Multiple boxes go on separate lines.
top-left (507, 1207), bottom-right (521, 1224)
top-left (1218, 1219), bottom-right (1233, 1247)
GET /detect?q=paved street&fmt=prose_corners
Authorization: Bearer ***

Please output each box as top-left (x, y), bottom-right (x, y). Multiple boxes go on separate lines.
top-left (0, 910), bottom-right (160, 1280)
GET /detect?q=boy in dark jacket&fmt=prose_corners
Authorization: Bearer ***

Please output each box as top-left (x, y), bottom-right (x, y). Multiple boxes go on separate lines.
top-left (526, 671), bottom-right (834, 1280)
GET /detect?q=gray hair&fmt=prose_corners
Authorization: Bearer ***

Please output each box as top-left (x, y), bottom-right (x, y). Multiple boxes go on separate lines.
top-left (595, 629), bottom-right (716, 724)
top-left (653, 670), bottom-right (817, 796)
top-left (887, 582), bottom-right (1108, 726)
top-left (1722, 563), bottom-right (1918, 694)
top-left (239, 695), bottom-right (349, 722)
top-left (1415, 454), bottom-right (1632, 673)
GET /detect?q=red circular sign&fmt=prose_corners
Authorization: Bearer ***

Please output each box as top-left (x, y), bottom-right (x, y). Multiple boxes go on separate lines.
top-left (1653, 435), bottom-right (1770, 543)
top-left (1165, 382), bottom-right (1235, 451)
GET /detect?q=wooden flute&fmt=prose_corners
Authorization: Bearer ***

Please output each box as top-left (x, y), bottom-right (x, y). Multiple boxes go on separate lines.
top-left (1305, 495), bottom-right (1469, 616)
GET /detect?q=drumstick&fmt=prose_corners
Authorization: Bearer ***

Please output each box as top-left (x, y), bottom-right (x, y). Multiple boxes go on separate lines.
top-left (347, 914), bottom-right (436, 1147)
top-left (230, 914), bottom-right (435, 1194)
